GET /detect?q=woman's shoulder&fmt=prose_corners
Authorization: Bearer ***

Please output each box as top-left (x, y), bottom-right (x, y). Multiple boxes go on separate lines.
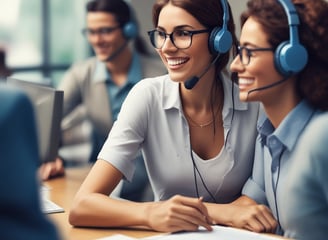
top-left (126, 74), bottom-right (177, 109)
top-left (300, 112), bottom-right (328, 149)
top-left (132, 74), bottom-right (170, 94)
top-left (139, 55), bottom-right (167, 77)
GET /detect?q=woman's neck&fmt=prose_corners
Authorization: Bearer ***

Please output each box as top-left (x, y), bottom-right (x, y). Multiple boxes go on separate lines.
top-left (263, 93), bottom-right (301, 129)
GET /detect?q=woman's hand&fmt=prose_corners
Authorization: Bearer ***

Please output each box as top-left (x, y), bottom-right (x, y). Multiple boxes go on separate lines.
top-left (227, 204), bottom-right (278, 233)
top-left (146, 195), bottom-right (213, 233)
top-left (206, 196), bottom-right (277, 234)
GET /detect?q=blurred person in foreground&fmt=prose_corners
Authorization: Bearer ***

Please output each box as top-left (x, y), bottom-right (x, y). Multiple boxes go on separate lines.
top-left (0, 85), bottom-right (60, 240)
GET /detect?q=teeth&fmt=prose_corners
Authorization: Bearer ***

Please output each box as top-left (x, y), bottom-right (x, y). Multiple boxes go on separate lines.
top-left (167, 58), bottom-right (188, 66)
top-left (238, 78), bottom-right (254, 85)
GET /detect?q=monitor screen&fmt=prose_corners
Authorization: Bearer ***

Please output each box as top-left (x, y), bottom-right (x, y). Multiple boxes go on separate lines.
top-left (6, 78), bottom-right (63, 163)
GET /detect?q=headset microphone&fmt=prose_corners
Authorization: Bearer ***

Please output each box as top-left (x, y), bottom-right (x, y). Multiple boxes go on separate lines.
top-left (184, 0), bottom-right (232, 90)
top-left (184, 54), bottom-right (220, 90)
top-left (246, 77), bottom-right (288, 96)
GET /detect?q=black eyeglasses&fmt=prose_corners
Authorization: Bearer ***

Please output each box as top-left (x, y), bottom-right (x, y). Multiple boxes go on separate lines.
top-left (147, 29), bottom-right (210, 50)
top-left (81, 26), bottom-right (121, 37)
top-left (237, 45), bottom-right (274, 65)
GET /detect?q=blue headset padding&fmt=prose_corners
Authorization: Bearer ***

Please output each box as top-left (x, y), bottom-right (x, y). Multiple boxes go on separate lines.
top-left (208, 0), bottom-right (232, 54)
top-left (275, 40), bottom-right (308, 76)
top-left (210, 26), bottom-right (233, 54)
top-left (123, 21), bottom-right (138, 39)
top-left (275, 0), bottom-right (308, 76)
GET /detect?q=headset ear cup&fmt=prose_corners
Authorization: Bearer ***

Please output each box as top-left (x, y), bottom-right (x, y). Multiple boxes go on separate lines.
top-left (275, 41), bottom-right (308, 76)
top-left (209, 27), bottom-right (220, 54)
top-left (123, 21), bottom-right (138, 40)
top-left (208, 27), bottom-right (232, 55)
top-left (274, 41), bottom-right (290, 76)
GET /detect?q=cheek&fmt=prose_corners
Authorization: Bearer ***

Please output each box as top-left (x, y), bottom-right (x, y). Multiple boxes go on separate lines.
top-left (249, 57), bottom-right (280, 82)
top-left (157, 50), bottom-right (167, 65)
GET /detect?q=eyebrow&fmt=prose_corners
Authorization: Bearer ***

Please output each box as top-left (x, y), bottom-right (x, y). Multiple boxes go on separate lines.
top-left (239, 41), bottom-right (262, 48)
top-left (156, 24), bottom-right (195, 32)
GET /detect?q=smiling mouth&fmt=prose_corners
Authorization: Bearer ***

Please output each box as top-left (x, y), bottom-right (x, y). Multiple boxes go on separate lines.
top-left (167, 58), bottom-right (189, 67)
top-left (238, 78), bottom-right (254, 85)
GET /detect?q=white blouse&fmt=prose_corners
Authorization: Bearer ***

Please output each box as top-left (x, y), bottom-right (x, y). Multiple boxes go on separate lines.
top-left (98, 74), bottom-right (259, 203)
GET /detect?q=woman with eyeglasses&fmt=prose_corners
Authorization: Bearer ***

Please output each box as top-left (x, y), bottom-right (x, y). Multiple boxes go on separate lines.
top-left (230, 0), bottom-right (328, 237)
top-left (69, 0), bottom-right (264, 233)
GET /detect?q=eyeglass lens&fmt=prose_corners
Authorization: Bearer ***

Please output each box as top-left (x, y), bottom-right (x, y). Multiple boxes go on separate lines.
top-left (148, 29), bottom-right (210, 50)
top-left (238, 46), bottom-right (274, 65)
top-left (149, 30), bottom-right (192, 49)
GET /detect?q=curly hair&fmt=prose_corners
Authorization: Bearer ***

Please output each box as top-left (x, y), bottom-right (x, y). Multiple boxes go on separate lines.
top-left (241, 0), bottom-right (328, 110)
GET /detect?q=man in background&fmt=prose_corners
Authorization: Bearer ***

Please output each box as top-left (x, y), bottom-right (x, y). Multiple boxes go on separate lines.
top-left (39, 0), bottom-right (166, 202)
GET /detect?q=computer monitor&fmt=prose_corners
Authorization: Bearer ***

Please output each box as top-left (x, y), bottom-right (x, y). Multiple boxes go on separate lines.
top-left (6, 77), bottom-right (63, 163)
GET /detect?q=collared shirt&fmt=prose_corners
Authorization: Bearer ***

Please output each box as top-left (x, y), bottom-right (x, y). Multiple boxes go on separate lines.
top-left (242, 100), bottom-right (318, 234)
top-left (282, 112), bottom-right (328, 240)
top-left (98, 74), bottom-right (260, 203)
top-left (93, 52), bottom-right (142, 121)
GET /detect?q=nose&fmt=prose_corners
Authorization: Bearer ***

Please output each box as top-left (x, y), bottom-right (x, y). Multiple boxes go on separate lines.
top-left (230, 55), bottom-right (244, 73)
top-left (88, 33), bottom-right (104, 45)
top-left (161, 35), bottom-right (178, 52)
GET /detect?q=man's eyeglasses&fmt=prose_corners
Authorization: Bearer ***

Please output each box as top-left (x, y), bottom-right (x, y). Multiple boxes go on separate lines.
top-left (237, 46), bottom-right (274, 65)
top-left (147, 29), bottom-right (210, 50)
top-left (82, 26), bottom-right (121, 37)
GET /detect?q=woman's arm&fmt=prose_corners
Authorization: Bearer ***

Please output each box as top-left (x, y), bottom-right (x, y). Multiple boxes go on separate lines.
top-left (69, 159), bottom-right (213, 233)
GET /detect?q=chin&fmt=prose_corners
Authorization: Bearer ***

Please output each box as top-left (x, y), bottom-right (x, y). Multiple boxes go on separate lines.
top-left (168, 72), bottom-right (187, 83)
top-left (95, 51), bottom-right (110, 60)
top-left (96, 55), bottom-right (108, 61)
top-left (239, 91), bottom-right (250, 102)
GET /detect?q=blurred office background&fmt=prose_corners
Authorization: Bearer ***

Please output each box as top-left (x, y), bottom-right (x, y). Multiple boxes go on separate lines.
top-left (0, 0), bottom-right (245, 87)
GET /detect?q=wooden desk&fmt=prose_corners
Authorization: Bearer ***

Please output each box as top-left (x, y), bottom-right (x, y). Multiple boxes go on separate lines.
top-left (45, 165), bottom-right (157, 240)
top-left (45, 165), bottom-right (289, 240)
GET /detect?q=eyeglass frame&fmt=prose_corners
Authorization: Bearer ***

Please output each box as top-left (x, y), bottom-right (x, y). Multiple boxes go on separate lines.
top-left (81, 26), bottom-right (121, 37)
top-left (147, 29), bottom-right (211, 50)
top-left (237, 45), bottom-right (274, 65)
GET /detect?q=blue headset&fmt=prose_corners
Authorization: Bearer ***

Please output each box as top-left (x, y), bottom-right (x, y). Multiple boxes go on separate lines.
top-left (208, 0), bottom-right (233, 54)
top-left (122, 0), bottom-right (138, 39)
top-left (123, 21), bottom-right (138, 40)
top-left (275, 0), bottom-right (308, 76)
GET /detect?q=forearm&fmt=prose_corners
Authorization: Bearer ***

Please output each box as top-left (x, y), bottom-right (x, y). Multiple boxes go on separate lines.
top-left (205, 202), bottom-right (241, 226)
top-left (231, 195), bottom-right (258, 206)
top-left (204, 196), bottom-right (254, 225)
top-left (69, 193), bottom-right (151, 228)
top-left (69, 161), bottom-right (213, 232)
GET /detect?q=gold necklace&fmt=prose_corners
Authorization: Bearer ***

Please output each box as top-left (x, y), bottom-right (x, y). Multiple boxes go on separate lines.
top-left (184, 105), bottom-right (221, 128)
top-left (185, 114), bottom-right (214, 128)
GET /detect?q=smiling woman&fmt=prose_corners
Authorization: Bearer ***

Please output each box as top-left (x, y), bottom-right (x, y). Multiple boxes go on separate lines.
top-left (230, 0), bottom-right (328, 237)
top-left (67, 0), bottom-right (268, 234)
